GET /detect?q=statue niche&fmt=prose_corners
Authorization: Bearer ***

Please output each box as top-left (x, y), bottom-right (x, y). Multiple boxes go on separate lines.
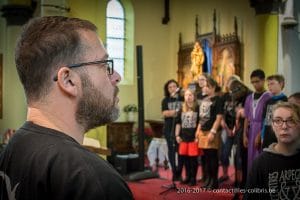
top-left (190, 41), bottom-right (204, 82)
top-left (177, 12), bottom-right (241, 91)
top-left (212, 30), bottom-right (241, 91)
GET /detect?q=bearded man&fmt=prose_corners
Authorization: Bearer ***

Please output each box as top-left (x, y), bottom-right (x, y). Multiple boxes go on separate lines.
top-left (0, 16), bottom-right (133, 200)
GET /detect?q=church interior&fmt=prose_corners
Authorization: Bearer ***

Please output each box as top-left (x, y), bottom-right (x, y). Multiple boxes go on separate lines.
top-left (0, 0), bottom-right (300, 198)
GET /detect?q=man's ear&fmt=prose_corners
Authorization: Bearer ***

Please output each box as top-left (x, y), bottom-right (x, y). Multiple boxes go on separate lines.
top-left (55, 67), bottom-right (80, 97)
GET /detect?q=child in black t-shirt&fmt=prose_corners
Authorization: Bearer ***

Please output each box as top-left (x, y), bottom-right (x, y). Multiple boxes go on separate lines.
top-left (228, 79), bottom-right (252, 189)
top-left (196, 76), bottom-right (223, 189)
top-left (175, 89), bottom-right (200, 186)
top-left (261, 75), bottom-right (287, 149)
top-left (196, 73), bottom-right (210, 182)
top-left (245, 102), bottom-right (300, 200)
top-left (161, 79), bottom-right (183, 181)
top-left (219, 76), bottom-right (241, 183)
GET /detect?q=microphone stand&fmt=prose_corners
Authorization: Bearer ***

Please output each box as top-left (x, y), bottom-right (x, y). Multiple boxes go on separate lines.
top-left (160, 92), bottom-right (180, 195)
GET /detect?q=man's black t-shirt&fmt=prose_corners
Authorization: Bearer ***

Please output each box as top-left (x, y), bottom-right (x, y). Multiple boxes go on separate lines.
top-left (0, 122), bottom-right (133, 200)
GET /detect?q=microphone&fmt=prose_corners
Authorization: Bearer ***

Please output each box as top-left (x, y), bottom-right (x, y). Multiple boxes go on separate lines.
top-left (171, 87), bottom-right (182, 97)
top-left (174, 87), bottom-right (181, 93)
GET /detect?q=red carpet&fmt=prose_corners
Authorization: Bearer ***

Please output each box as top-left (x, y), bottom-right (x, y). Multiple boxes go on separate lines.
top-left (127, 166), bottom-right (242, 200)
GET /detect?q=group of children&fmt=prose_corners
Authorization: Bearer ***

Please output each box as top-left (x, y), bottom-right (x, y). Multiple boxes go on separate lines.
top-left (161, 69), bottom-right (300, 190)
top-left (162, 74), bottom-right (223, 188)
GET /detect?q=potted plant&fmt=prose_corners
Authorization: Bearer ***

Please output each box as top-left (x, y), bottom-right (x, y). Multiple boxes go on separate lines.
top-left (123, 104), bottom-right (138, 121)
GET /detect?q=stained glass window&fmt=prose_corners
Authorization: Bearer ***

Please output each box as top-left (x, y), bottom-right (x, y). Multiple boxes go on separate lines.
top-left (106, 0), bottom-right (125, 78)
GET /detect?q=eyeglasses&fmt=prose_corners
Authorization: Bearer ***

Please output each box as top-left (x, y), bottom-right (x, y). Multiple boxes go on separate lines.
top-left (53, 59), bottom-right (114, 81)
top-left (272, 118), bottom-right (298, 128)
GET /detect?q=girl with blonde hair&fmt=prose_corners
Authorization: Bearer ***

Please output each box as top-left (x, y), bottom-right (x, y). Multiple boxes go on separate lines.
top-left (175, 89), bottom-right (201, 186)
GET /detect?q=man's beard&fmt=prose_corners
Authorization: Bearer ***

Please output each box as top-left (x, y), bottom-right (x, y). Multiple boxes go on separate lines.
top-left (76, 74), bottom-right (119, 132)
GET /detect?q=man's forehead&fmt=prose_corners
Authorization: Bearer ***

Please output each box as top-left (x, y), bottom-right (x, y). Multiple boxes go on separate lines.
top-left (79, 30), bottom-right (107, 59)
top-left (79, 30), bottom-right (102, 46)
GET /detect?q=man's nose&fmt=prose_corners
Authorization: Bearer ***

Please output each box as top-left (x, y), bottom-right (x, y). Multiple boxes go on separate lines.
top-left (110, 70), bottom-right (121, 85)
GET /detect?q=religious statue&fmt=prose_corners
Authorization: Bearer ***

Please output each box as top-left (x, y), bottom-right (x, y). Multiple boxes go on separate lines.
top-left (190, 41), bottom-right (204, 82)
